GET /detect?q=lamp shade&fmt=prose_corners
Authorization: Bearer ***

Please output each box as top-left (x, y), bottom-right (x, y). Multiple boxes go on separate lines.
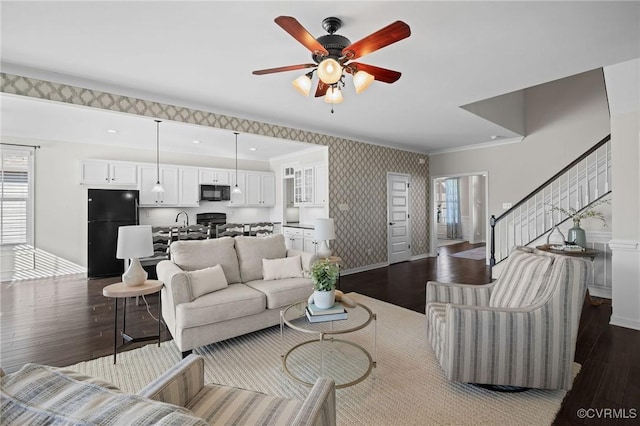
top-left (292, 73), bottom-right (312, 96)
top-left (324, 86), bottom-right (344, 104)
top-left (353, 70), bottom-right (374, 94)
top-left (116, 225), bottom-right (153, 259)
top-left (314, 218), bottom-right (336, 241)
top-left (317, 58), bottom-right (342, 84)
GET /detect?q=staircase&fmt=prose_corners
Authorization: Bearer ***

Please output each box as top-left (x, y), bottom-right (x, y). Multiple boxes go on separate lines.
top-left (490, 134), bottom-right (612, 266)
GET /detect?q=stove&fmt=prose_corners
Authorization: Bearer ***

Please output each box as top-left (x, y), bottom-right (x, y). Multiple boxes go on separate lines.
top-left (196, 212), bottom-right (227, 228)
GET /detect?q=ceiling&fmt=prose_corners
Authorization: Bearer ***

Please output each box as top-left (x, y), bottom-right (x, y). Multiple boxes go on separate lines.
top-left (1, 1), bottom-right (639, 156)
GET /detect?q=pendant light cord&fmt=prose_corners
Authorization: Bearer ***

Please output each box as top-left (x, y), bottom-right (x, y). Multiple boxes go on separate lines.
top-left (234, 132), bottom-right (239, 186)
top-left (155, 120), bottom-right (161, 183)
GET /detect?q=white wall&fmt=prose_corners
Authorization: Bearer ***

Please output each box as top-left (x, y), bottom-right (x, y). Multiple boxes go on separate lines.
top-left (430, 69), bottom-right (610, 218)
top-left (6, 135), bottom-right (272, 268)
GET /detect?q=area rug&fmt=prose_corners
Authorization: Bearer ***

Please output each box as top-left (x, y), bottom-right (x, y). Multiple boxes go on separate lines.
top-left (450, 245), bottom-right (487, 260)
top-left (66, 293), bottom-right (576, 425)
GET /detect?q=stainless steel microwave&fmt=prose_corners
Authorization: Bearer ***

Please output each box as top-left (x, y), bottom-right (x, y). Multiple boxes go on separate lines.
top-left (200, 185), bottom-right (230, 201)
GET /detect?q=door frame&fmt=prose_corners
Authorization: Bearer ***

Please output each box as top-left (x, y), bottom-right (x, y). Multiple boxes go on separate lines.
top-left (387, 172), bottom-right (412, 264)
top-left (430, 171), bottom-right (490, 264)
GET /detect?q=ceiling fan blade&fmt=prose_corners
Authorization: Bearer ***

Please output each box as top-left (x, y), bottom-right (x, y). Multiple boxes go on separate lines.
top-left (275, 16), bottom-right (329, 57)
top-left (342, 21), bottom-right (411, 60)
top-left (315, 81), bottom-right (329, 97)
top-left (346, 62), bottom-right (402, 83)
top-left (252, 63), bottom-right (316, 75)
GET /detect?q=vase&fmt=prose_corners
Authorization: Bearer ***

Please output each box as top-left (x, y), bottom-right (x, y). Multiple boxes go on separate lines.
top-left (567, 220), bottom-right (587, 248)
top-left (313, 289), bottom-right (335, 309)
top-left (546, 225), bottom-right (565, 246)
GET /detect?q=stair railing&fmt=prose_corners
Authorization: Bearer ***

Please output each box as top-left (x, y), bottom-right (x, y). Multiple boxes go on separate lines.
top-left (490, 134), bottom-right (611, 266)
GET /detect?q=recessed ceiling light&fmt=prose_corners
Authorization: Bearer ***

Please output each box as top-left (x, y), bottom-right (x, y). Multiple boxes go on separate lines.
top-left (490, 135), bottom-right (499, 140)
top-left (249, 147), bottom-right (256, 151)
top-left (192, 140), bottom-right (201, 144)
top-left (107, 129), bottom-right (118, 133)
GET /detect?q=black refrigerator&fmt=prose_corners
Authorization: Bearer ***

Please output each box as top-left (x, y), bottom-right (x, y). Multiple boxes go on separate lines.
top-left (88, 189), bottom-right (139, 278)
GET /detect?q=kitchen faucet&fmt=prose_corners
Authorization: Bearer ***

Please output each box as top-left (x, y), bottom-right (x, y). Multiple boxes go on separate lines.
top-left (175, 211), bottom-right (189, 228)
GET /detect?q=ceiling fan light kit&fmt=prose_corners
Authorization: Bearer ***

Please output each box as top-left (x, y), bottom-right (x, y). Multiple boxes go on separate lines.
top-left (253, 15), bottom-right (410, 112)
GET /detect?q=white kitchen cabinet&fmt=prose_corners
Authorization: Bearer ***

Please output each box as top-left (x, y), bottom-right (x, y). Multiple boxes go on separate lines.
top-left (303, 229), bottom-right (318, 254)
top-left (80, 160), bottom-right (137, 185)
top-left (314, 164), bottom-right (327, 206)
top-left (199, 168), bottom-right (230, 185)
top-left (179, 168), bottom-right (200, 206)
top-left (245, 172), bottom-right (275, 206)
top-left (293, 165), bottom-right (326, 206)
top-left (283, 227), bottom-right (304, 251)
top-left (139, 165), bottom-right (179, 206)
top-left (228, 172), bottom-right (246, 206)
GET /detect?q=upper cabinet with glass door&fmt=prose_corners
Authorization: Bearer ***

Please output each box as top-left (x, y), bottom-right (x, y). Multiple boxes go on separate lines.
top-left (293, 164), bottom-right (327, 207)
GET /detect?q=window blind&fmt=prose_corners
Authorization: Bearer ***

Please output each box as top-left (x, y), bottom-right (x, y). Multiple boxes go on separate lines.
top-left (1, 148), bottom-right (33, 245)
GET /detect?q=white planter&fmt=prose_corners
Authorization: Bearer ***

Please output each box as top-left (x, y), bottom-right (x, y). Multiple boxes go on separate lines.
top-left (313, 289), bottom-right (335, 309)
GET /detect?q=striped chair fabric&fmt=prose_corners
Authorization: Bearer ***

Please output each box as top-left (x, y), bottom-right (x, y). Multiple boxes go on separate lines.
top-left (426, 246), bottom-right (591, 390)
top-left (0, 363), bottom-right (206, 425)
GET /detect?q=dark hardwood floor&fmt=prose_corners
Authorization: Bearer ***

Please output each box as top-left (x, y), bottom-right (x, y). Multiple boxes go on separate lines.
top-left (1, 242), bottom-right (637, 425)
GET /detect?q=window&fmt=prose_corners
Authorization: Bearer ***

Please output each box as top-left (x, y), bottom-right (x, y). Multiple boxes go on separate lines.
top-left (1, 147), bottom-right (34, 246)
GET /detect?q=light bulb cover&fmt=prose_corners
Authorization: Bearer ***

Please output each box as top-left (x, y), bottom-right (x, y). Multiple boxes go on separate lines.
top-left (232, 185), bottom-right (242, 194)
top-left (292, 73), bottom-right (312, 96)
top-left (152, 182), bottom-right (165, 193)
top-left (353, 70), bottom-right (375, 94)
top-left (317, 58), bottom-right (342, 84)
top-left (324, 86), bottom-right (344, 104)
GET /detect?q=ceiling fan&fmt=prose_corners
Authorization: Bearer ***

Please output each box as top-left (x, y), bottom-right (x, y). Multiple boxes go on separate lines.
top-left (252, 16), bottom-right (411, 111)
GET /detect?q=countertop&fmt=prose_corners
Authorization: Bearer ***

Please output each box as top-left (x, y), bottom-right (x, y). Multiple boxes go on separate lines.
top-left (282, 223), bottom-right (314, 229)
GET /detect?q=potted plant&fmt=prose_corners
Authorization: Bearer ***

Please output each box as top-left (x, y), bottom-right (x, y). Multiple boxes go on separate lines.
top-left (310, 258), bottom-right (340, 309)
top-left (548, 198), bottom-right (610, 248)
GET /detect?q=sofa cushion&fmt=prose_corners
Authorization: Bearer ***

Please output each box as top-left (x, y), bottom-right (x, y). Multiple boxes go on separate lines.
top-left (0, 363), bottom-right (207, 426)
top-left (245, 277), bottom-right (313, 309)
top-left (176, 283), bottom-right (266, 329)
top-left (234, 235), bottom-right (287, 282)
top-left (187, 265), bottom-right (228, 299)
top-left (262, 255), bottom-right (303, 280)
top-left (489, 248), bottom-right (555, 308)
top-left (186, 383), bottom-right (302, 425)
top-left (170, 238), bottom-right (241, 284)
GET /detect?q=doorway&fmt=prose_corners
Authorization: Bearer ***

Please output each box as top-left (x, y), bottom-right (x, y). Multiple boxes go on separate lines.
top-left (431, 173), bottom-right (489, 259)
top-left (387, 172), bottom-right (411, 264)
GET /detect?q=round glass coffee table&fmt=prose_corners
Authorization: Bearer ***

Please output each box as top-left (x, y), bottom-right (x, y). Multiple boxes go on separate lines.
top-left (280, 300), bottom-right (376, 389)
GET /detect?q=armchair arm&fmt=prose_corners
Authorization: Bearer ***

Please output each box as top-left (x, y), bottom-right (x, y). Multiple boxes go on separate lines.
top-left (137, 354), bottom-right (205, 407)
top-left (426, 280), bottom-right (494, 306)
top-left (291, 377), bottom-right (336, 426)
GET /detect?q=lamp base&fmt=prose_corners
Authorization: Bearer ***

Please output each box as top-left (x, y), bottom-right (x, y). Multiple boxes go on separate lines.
top-left (122, 258), bottom-right (148, 286)
top-left (317, 241), bottom-right (332, 258)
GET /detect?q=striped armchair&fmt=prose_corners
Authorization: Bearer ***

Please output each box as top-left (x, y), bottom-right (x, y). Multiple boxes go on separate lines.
top-left (426, 246), bottom-right (591, 390)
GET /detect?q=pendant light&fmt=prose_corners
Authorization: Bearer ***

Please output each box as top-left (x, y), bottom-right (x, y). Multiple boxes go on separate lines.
top-left (232, 132), bottom-right (242, 194)
top-left (151, 120), bottom-right (164, 193)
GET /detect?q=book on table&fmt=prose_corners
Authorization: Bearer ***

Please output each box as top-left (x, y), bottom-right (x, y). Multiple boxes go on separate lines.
top-left (307, 303), bottom-right (345, 316)
top-left (305, 306), bottom-right (348, 323)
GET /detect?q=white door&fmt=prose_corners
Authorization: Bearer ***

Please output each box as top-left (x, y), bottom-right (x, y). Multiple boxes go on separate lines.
top-left (387, 173), bottom-right (411, 264)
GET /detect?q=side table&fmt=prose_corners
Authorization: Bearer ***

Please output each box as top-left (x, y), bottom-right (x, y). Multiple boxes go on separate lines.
top-left (535, 245), bottom-right (606, 306)
top-left (103, 280), bottom-right (163, 364)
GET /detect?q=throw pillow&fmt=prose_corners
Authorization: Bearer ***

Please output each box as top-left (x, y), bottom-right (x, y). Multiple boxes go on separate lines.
top-left (187, 265), bottom-right (228, 299)
top-left (262, 255), bottom-right (303, 280)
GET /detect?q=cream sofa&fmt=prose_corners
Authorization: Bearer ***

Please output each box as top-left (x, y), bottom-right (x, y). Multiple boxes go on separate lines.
top-left (1, 354), bottom-right (336, 425)
top-left (157, 234), bottom-right (316, 357)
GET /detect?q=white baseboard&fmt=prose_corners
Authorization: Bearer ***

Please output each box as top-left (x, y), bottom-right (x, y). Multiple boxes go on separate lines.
top-left (341, 262), bottom-right (388, 276)
top-left (588, 286), bottom-right (611, 299)
top-left (610, 315), bottom-right (640, 331)
top-left (410, 253), bottom-right (431, 261)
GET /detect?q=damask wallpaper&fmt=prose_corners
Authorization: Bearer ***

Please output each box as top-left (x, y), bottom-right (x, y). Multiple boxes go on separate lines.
top-left (1, 73), bottom-right (429, 270)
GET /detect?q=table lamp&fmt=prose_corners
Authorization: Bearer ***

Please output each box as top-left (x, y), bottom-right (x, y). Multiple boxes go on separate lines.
top-left (314, 218), bottom-right (336, 258)
top-left (116, 225), bottom-right (153, 286)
